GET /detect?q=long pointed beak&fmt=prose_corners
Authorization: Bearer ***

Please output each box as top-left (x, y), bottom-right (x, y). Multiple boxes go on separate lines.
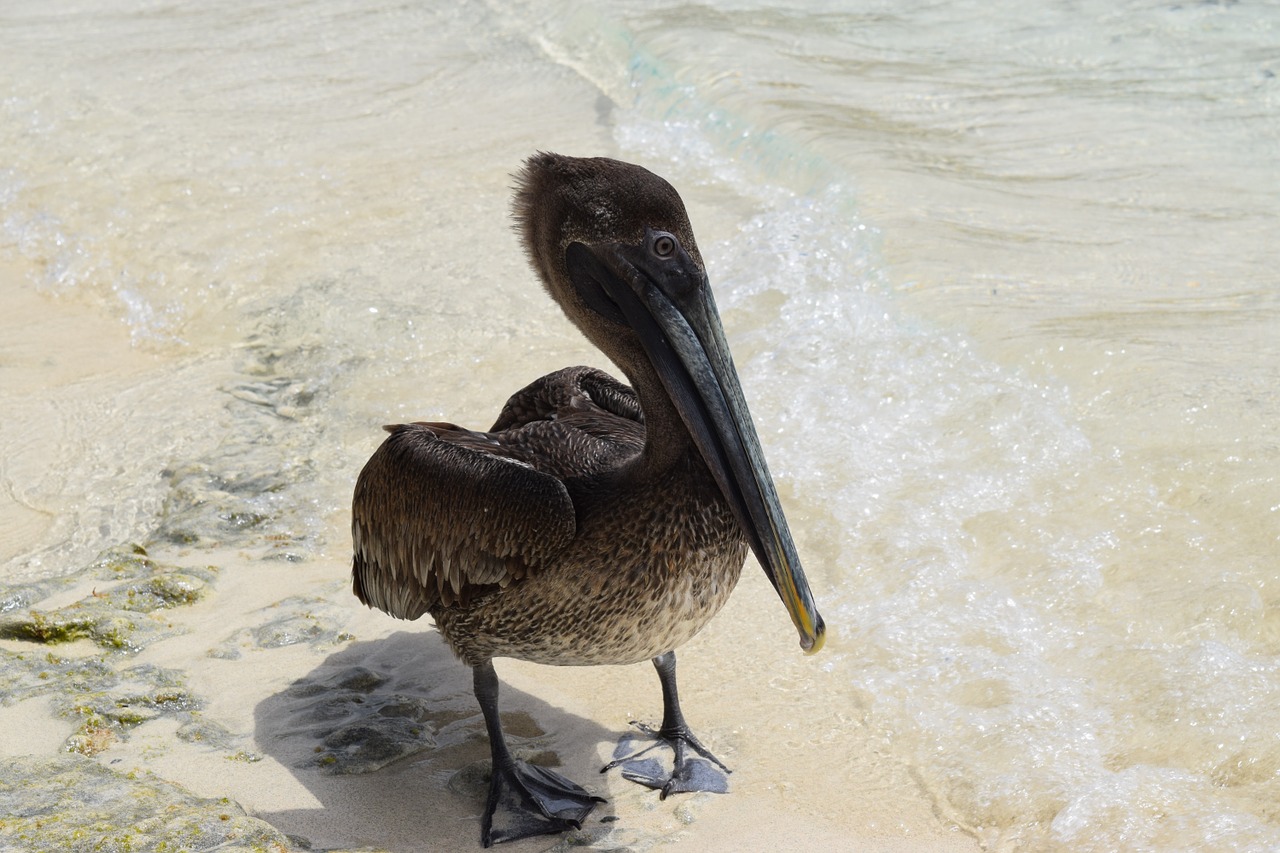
top-left (568, 236), bottom-right (826, 654)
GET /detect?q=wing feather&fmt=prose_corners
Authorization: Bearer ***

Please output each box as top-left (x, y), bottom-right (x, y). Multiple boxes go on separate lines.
top-left (492, 365), bottom-right (643, 432)
top-left (351, 423), bottom-right (576, 619)
top-left (351, 366), bottom-right (644, 620)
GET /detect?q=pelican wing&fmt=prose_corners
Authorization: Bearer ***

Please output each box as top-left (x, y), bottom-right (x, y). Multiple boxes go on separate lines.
top-left (492, 365), bottom-right (643, 433)
top-left (487, 366), bottom-right (645, 478)
top-left (352, 366), bottom-right (645, 619)
top-left (351, 423), bottom-right (576, 618)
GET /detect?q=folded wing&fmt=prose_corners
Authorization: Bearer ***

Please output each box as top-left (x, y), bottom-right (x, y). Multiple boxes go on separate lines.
top-left (351, 366), bottom-right (644, 619)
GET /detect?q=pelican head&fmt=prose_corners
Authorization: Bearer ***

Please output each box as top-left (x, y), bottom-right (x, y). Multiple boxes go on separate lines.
top-left (513, 152), bottom-right (825, 654)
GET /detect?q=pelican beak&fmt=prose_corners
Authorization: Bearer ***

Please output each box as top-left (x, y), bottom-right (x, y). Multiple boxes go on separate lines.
top-left (566, 230), bottom-right (826, 654)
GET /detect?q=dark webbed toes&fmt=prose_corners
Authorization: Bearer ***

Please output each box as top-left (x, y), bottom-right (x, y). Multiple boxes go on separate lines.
top-left (603, 725), bottom-right (730, 798)
top-left (483, 759), bottom-right (604, 846)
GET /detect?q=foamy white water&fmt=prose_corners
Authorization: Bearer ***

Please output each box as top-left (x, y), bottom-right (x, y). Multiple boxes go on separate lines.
top-left (3, 0), bottom-right (1278, 850)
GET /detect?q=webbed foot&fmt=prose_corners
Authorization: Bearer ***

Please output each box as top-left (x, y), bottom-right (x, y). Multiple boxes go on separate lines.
top-left (600, 651), bottom-right (730, 798)
top-left (603, 722), bottom-right (730, 797)
top-left (472, 661), bottom-right (604, 847)
top-left (483, 758), bottom-right (604, 846)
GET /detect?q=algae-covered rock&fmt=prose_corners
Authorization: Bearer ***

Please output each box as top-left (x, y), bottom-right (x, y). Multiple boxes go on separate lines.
top-left (0, 645), bottom-right (249, 759)
top-left (0, 648), bottom-right (116, 707)
top-left (0, 754), bottom-right (294, 852)
top-left (0, 545), bottom-right (212, 654)
top-left (0, 608), bottom-right (134, 649)
top-left (177, 715), bottom-right (242, 750)
top-left (91, 543), bottom-right (162, 579)
top-left (51, 663), bottom-right (203, 757)
top-left (112, 572), bottom-right (207, 612)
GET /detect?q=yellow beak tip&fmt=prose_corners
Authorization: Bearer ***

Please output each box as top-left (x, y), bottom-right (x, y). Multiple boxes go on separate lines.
top-left (801, 622), bottom-right (827, 656)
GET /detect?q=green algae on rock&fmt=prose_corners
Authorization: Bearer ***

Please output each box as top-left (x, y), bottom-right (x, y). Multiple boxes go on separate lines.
top-left (52, 663), bottom-right (202, 757)
top-left (0, 644), bottom-right (229, 759)
top-left (0, 648), bottom-right (117, 708)
top-left (0, 545), bottom-right (212, 654)
top-left (0, 754), bottom-right (293, 852)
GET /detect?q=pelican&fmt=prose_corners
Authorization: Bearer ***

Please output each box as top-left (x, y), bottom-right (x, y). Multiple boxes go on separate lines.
top-left (351, 152), bottom-right (825, 846)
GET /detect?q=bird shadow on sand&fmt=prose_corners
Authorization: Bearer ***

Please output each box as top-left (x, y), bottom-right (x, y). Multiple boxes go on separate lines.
top-left (252, 630), bottom-right (628, 851)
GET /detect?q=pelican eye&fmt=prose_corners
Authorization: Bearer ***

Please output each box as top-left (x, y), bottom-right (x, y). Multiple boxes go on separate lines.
top-left (652, 234), bottom-right (676, 258)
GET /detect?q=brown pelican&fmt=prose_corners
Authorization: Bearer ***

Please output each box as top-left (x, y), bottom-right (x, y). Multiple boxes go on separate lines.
top-left (351, 152), bottom-right (825, 846)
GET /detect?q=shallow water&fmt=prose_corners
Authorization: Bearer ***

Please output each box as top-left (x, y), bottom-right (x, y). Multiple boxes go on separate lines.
top-left (3, 0), bottom-right (1278, 849)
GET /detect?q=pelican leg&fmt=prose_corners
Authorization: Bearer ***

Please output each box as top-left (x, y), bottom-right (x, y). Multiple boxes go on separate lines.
top-left (473, 661), bottom-right (603, 847)
top-left (602, 651), bottom-right (730, 798)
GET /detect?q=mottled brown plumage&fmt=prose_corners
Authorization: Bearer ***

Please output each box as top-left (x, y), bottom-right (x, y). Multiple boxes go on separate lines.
top-left (353, 362), bottom-right (744, 665)
top-left (350, 153), bottom-right (823, 846)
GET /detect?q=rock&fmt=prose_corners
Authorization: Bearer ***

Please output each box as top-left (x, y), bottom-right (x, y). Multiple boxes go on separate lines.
top-left (0, 754), bottom-right (294, 852)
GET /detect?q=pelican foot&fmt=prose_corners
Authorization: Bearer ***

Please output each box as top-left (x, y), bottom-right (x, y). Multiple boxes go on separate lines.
top-left (482, 758), bottom-right (604, 846)
top-left (603, 723), bottom-right (730, 798)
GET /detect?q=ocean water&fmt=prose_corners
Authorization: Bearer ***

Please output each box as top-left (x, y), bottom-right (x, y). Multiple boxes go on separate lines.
top-left (3, 0), bottom-right (1278, 850)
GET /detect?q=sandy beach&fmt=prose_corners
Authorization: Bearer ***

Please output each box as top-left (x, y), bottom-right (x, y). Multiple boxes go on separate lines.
top-left (0, 256), bottom-right (976, 852)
